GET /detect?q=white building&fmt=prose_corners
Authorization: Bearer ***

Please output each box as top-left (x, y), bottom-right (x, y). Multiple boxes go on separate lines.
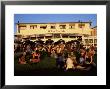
top-left (15, 21), bottom-right (97, 47)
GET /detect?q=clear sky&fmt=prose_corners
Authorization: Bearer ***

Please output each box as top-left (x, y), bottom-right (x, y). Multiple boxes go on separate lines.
top-left (14, 14), bottom-right (97, 34)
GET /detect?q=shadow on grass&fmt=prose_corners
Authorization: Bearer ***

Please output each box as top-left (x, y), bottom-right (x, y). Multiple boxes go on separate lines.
top-left (14, 53), bottom-right (97, 76)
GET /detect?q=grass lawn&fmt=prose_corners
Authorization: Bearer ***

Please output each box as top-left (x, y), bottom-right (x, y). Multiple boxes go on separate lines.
top-left (14, 52), bottom-right (97, 76)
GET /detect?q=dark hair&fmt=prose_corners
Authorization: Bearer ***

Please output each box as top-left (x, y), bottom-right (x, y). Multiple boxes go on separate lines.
top-left (36, 50), bottom-right (39, 53)
top-left (58, 53), bottom-right (62, 57)
top-left (19, 54), bottom-right (23, 58)
top-left (86, 49), bottom-right (89, 52)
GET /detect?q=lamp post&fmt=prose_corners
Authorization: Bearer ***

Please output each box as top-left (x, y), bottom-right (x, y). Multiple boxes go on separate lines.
top-left (18, 21), bottom-right (20, 33)
top-left (80, 21), bottom-right (83, 43)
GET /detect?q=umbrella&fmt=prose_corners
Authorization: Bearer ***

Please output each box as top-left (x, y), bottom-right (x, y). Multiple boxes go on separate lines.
top-left (36, 39), bottom-right (44, 44)
top-left (57, 39), bottom-right (65, 43)
top-left (45, 39), bottom-right (54, 44)
top-left (70, 40), bottom-right (80, 43)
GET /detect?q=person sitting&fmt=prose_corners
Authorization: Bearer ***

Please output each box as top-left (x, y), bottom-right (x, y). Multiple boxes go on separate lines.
top-left (85, 48), bottom-right (94, 64)
top-left (76, 49), bottom-right (86, 70)
top-left (65, 54), bottom-right (75, 71)
top-left (51, 49), bottom-right (57, 59)
top-left (30, 50), bottom-right (40, 63)
top-left (19, 52), bottom-right (26, 64)
top-left (79, 48), bottom-right (86, 65)
top-left (76, 48), bottom-right (96, 71)
top-left (85, 48), bottom-right (96, 67)
top-left (56, 53), bottom-right (64, 70)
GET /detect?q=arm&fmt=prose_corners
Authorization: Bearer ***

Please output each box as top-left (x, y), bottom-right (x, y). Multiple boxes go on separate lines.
top-left (90, 56), bottom-right (93, 64)
top-left (19, 58), bottom-right (21, 62)
top-left (85, 52), bottom-right (87, 61)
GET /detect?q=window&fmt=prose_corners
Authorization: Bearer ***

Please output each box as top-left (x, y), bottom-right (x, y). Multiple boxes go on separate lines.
top-left (30, 25), bottom-right (37, 29)
top-left (51, 26), bottom-right (56, 29)
top-left (62, 34), bottom-right (68, 38)
top-left (59, 25), bottom-right (66, 29)
top-left (69, 36), bottom-right (75, 38)
top-left (78, 23), bottom-right (85, 28)
top-left (77, 36), bottom-right (82, 41)
top-left (69, 34), bottom-right (76, 38)
top-left (45, 36), bottom-right (52, 39)
top-left (40, 25), bottom-right (47, 29)
top-left (94, 39), bottom-right (97, 43)
top-left (89, 39), bottom-right (93, 43)
top-left (37, 36), bottom-right (44, 39)
top-left (54, 34), bottom-right (61, 38)
top-left (69, 24), bottom-right (75, 29)
top-left (94, 44), bottom-right (97, 46)
top-left (30, 37), bottom-right (36, 40)
top-left (91, 31), bottom-right (93, 36)
top-left (85, 39), bottom-right (89, 43)
top-left (19, 25), bottom-right (26, 30)
top-left (30, 26), bottom-right (34, 29)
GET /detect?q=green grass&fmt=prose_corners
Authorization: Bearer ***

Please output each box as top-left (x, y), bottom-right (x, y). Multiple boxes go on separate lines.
top-left (14, 53), bottom-right (56, 72)
top-left (14, 52), bottom-right (97, 76)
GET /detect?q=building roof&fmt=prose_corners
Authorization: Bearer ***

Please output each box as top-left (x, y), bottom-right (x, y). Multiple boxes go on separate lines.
top-left (15, 21), bottom-right (92, 24)
top-left (91, 26), bottom-right (97, 29)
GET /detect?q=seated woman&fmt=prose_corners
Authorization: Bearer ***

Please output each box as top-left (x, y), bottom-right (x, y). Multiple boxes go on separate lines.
top-left (65, 54), bottom-right (75, 71)
top-left (85, 48), bottom-right (96, 67)
top-left (79, 48), bottom-right (86, 65)
top-left (76, 49), bottom-right (95, 71)
top-left (30, 50), bottom-right (40, 63)
top-left (19, 52), bottom-right (26, 64)
top-left (70, 52), bottom-right (77, 66)
top-left (85, 49), bottom-right (94, 64)
top-left (75, 50), bottom-right (86, 70)
top-left (51, 48), bottom-right (55, 58)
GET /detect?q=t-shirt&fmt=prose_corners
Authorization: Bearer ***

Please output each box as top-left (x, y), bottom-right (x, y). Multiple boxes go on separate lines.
top-left (80, 57), bottom-right (85, 63)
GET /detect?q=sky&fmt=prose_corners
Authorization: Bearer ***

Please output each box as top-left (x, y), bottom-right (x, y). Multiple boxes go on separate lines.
top-left (14, 14), bottom-right (97, 34)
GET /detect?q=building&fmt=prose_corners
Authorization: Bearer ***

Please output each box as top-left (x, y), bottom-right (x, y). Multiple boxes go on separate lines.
top-left (15, 21), bottom-right (97, 47)
top-left (82, 26), bottom-right (97, 48)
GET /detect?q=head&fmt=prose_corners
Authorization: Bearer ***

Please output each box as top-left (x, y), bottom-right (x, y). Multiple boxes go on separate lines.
top-left (68, 54), bottom-right (71, 58)
top-left (86, 49), bottom-right (89, 52)
top-left (71, 52), bottom-right (74, 55)
top-left (36, 50), bottom-right (39, 53)
top-left (19, 54), bottom-right (23, 58)
top-left (58, 53), bottom-right (62, 57)
top-left (61, 42), bottom-right (63, 44)
top-left (23, 52), bottom-right (26, 56)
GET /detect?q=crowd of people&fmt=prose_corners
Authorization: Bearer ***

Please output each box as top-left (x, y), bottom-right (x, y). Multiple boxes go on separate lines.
top-left (14, 39), bottom-right (97, 71)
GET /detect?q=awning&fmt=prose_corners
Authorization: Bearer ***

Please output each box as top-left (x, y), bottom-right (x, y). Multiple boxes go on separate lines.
top-left (30, 35), bottom-right (36, 37)
top-left (37, 34), bottom-right (45, 37)
top-left (45, 34), bottom-right (52, 36)
top-left (62, 34), bottom-right (69, 36)
top-left (23, 35), bottom-right (29, 38)
top-left (18, 24), bottom-right (26, 26)
top-left (69, 34), bottom-right (82, 36)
